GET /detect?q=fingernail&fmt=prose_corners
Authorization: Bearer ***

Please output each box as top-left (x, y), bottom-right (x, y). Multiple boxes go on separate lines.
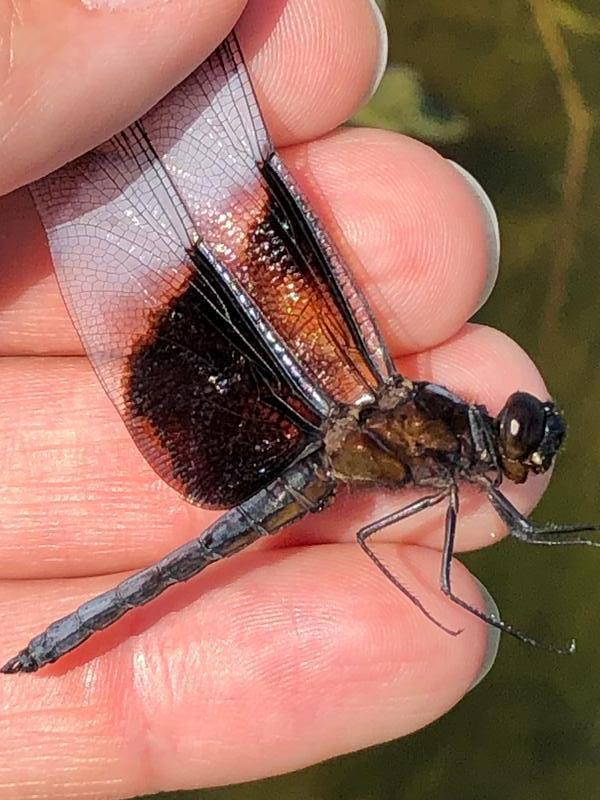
top-left (468, 577), bottom-right (501, 691)
top-left (446, 160), bottom-right (500, 312)
top-left (366, 0), bottom-right (389, 101)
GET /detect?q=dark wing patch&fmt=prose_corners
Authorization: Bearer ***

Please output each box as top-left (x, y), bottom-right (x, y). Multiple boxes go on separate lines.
top-left (30, 107), bottom-right (317, 509)
top-left (126, 268), bottom-right (313, 508)
top-left (29, 31), bottom-right (393, 505)
top-left (140, 33), bottom-right (393, 405)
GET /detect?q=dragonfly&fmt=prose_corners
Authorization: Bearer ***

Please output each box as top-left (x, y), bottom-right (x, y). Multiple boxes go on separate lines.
top-left (2, 29), bottom-right (598, 675)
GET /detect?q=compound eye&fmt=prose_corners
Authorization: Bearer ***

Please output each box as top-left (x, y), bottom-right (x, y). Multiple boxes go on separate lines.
top-left (498, 392), bottom-right (546, 461)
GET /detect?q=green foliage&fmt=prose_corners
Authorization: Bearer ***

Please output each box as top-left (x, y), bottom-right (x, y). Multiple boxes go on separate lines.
top-left (552, 0), bottom-right (600, 37)
top-left (354, 65), bottom-right (469, 142)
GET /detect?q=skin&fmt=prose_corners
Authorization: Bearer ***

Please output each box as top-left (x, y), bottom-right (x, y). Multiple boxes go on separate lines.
top-left (0, 0), bottom-right (553, 797)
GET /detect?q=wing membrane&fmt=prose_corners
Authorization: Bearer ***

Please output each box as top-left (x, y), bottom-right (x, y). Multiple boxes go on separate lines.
top-left (136, 32), bottom-right (393, 404)
top-left (32, 133), bottom-right (317, 507)
top-left (30, 30), bottom-right (393, 506)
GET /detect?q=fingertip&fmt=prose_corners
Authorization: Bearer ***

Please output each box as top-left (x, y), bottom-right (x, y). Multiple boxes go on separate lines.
top-left (398, 323), bottom-right (549, 412)
top-left (446, 159), bottom-right (500, 312)
top-left (467, 577), bottom-right (501, 690)
top-left (3, 0), bottom-right (391, 195)
top-left (111, 544), bottom-right (490, 785)
top-left (0, 543), bottom-right (491, 795)
top-left (0, 0), bottom-right (246, 193)
top-left (239, 0), bottom-right (389, 145)
top-left (365, 0), bottom-right (389, 102)
top-left (287, 129), bottom-right (497, 355)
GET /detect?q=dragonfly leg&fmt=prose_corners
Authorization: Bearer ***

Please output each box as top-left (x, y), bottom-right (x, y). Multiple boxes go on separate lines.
top-left (356, 489), bottom-right (463, 636)
top-left (440, 484), bottom-right (576, 655)
top-left (486, 484), bottom-right (600, 546)
top-left (1, 453), bottom-right (334, 674)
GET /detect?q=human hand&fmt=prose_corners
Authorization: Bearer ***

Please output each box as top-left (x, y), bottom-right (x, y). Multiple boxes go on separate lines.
top-left (0, 1), bottom-right (552, 797)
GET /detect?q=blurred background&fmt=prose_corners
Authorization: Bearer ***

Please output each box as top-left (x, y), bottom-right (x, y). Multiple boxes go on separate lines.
top-left (148, 1), bottom-right (600, 798)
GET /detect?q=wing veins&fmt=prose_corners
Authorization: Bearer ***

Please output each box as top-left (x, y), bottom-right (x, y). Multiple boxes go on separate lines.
top-left (118, 124), bottom-right (197, 251)
top-left (248, 171), bottom-right (376, 396)
top-left (214, 37), bottom-right (267, 163)
top-left (265, 195), bottom-right (353, 346)
top-left (77, 146), bottom-right (187, 260)
top-left (263, 158), bottom-right (391, 384)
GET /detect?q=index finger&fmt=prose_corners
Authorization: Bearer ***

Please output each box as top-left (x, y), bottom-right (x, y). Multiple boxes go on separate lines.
top-left (0, 0), bottom-right (385, 194)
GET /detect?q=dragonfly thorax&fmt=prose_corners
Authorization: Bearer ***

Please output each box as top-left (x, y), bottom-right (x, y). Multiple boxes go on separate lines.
top-left (326, 380), bottom-right (482, 489)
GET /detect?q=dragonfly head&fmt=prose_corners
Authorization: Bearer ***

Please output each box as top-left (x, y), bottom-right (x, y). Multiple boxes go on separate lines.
top-left (496, 392), bottom-right (565, 484)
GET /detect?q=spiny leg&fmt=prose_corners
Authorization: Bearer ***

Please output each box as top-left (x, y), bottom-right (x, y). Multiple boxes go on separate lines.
top-left (486, 484), bottom-right (600, 546)
top-left (440, 484), bottom-right (576, 655)
top-left (356, 489), bottom-right (463, 637)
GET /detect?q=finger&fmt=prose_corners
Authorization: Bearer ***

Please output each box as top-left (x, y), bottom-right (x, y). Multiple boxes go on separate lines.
top-left (238, 0), bottom-right (387, 144)
top-left (0, 544), bottom-right (493, 798)
top-left (0, 325), bottom-right (549, 580)
top-left (1, 128), bottom-right (498, 356)
top-left (0, 0), bottom-right (385, 195)
top-left (288, 129), bottom-right (499, 355)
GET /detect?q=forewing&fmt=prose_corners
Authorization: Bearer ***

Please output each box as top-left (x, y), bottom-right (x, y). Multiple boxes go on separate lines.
top-left (30, 30), bottom-right (392, 505)
top-left (30, 111), bottom-right (315, 509)
top-left (138, 32), bottom-right (394, 405)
